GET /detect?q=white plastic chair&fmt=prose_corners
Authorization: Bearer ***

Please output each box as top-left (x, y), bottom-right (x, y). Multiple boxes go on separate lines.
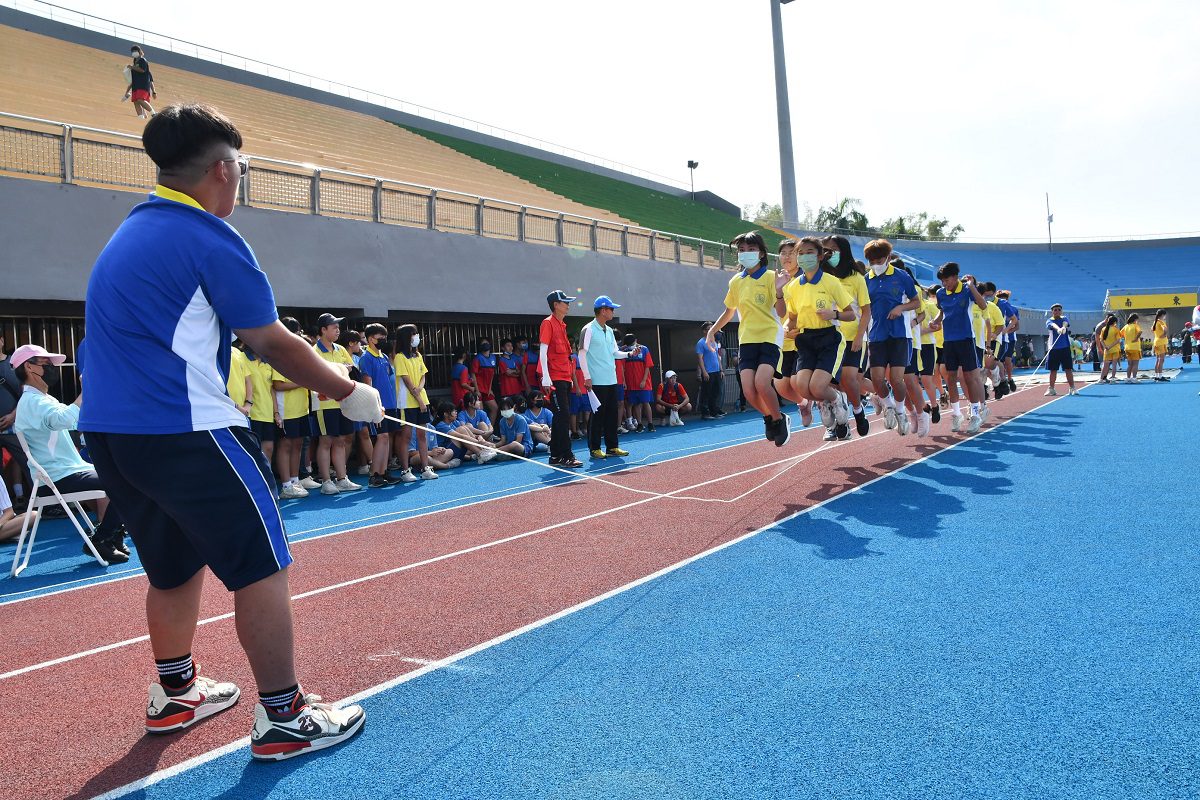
top-left (9, 430), bottom-right (110, 576)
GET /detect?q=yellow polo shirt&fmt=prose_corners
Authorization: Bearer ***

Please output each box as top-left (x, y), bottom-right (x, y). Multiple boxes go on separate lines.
top-left (837, 272), bottom-right (871, 342)
top-left (985, 301), bottom-right (1006, 341)
top-left (314, 340), bottom-right (353, 410)
top-left (271, 367), bottom-right (310, 420)
top-left (394, 351), bottom-right (430, 409)
top-left (920, 295), bottom-right (940, 346)
top-left (783, 270), bottom-right (854, 331)
top-left (723, 265), bottom-right (784, 346)
top-left (226, 346), bottom-right (249, 407)
top-left (245, 356), bottom-right (277, 423)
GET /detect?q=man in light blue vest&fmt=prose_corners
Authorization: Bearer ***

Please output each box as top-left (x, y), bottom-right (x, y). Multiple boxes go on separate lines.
top-left (579, 296), bottom-right (631, 460)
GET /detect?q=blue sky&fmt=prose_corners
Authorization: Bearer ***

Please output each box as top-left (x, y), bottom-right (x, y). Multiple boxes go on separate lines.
top-left (31, 0), bottom-right (1200, 242)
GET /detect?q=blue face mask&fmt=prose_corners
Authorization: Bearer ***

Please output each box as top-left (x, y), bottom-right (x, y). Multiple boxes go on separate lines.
top-left (797, 253), bottom-right (820, 272)
top-left (737, 251), bottom-right (760, 270)
top-left (827, 251), bottom-right (841, 268)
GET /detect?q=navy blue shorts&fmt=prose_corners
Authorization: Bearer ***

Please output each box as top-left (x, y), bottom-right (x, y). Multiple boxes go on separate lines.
top-left (998, 340), bottom-right (1015, 361)
top-left (868, 337), bottom-right (912, 370)
top-left (616, 385), bottom-right (626, 402)
top-left (935, 347), bottom-right (944, 365)
top-left (626, 389), bottom-right (653, 406)
top-left (379, 409), bottom-right (403, 434)
top-left (779, 350), bottom-right (799, 378)
top-left (86, 426), bottom-right (291, 591)
top-left (1047, 348), bottom-right (1073, 372)
top-left (249, 419), bottom-right (279, 443)
top-left (401, 408), bottom-right (430, 427)
top-left (943, 339), bottom-right (980, 372)
top-left (795, 328), bottom-right (846, 375)
top-left (737, 342), bottom-right (782, 377)
top-left (916, 344), bottom-right (937, 377)
top-left (280, 415), bottom-right (311, 440)
top-left (313, 407), bottom-right (354, 438)
top-left (844, 343), bottom-right (867, 373)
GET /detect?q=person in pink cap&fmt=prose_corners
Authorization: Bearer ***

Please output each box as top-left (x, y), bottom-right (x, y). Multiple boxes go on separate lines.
top-left (12, 344), bottom-right (128, 563)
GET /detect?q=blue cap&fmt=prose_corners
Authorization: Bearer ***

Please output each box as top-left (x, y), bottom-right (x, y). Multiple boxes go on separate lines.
top-left (594, 295), bottom-right (621, 310)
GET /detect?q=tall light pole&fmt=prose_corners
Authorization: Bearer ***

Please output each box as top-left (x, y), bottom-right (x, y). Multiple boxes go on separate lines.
top-left (771, 0), bottom-right (799, 230)
top-left (687, 160), bottom-right (699, 201)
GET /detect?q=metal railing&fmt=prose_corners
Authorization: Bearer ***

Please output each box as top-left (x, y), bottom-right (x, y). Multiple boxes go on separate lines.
top-left (0, 111), bottom-right (752, 271)
top-left (0, 0), bottom-right (689, 191)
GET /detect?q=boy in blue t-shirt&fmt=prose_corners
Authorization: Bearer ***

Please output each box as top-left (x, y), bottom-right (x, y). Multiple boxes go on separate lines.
top-left (933, 262), bottom-right (988, 433)
top-left (496, 396), bottom-right (533, 459)
top-left (435, 401), bottom-right (495, 463)
top-left (863, 239), bottom-right (921, 436)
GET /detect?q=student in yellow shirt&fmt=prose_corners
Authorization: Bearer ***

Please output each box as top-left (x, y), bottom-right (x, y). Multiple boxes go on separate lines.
top-left (782, 237), bottom-right (855, 438)
top-left (1151, 308), bottom-right (1170, 381)
top-left (771, 240), bottom-right (814, 428)
top-left (272, 323), bottom-right (318, 499)
top-left (705, 231), bottom-right (790, 447)
top-left (915, 286), bottom-right (943, 428)
top-left (822, 235), bottom-right (873, 438)
top-left (242, 344), bottom-right (281, 469)
top-left (1121, 314), bottom-right (1143, 383)
top-left (311, 313), bottom-right (362, 495)
top-left (980, 282), bottom-right (1009, 400)
top-left (1095, 314), bottom-right (1122, 384)
top-left (226, 340), bottom-right (253, 418)
top-left (393, 323), bottom-right (438, 481)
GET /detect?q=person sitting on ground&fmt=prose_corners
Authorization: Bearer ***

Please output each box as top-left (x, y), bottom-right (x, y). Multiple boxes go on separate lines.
top-left (516, 393), bottom-right (551, 451)
top-left (654, 370), bottom-right (692, 425)
top-left (12, 344), bottom-right (128, 563)
top-left (403, 437), bottom-right (461, 471)
top-left (434, 401), bottom-right (496, 463)
top-left (496, 395), bottom-right (534, 460)
top-left (456, 391), bottom-right (494, 440)
top-left (0, 467), bottom-right (36, 543)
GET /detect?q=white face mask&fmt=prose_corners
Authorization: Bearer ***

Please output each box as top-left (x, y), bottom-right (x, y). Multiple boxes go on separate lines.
top-left (500, 409), bottom-right (515, 419)
top-left (869, 261), bottom-right (887, 277)
top-left (737, 251), bottom-right (760, 270)
top-left (411, 334), bottom-right (421, 348)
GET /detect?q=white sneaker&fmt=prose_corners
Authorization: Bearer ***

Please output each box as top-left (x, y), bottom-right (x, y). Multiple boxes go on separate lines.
top-left (897, 409), bottom-right (910, 436)
top-left (250, 691), bottom-right (365, 762)
top-left (617, 426), bottom-right (629, 434)
top-left (146, 675), bottom-right (241, 733)
top-left (534, 442), bottom-right (549, 452)
top-left (966, 413), bottom-right (982, 434)
top-left (820, 401), bottom-right (836, 429)
top-left (419, 467), bottom-right (438, 480)
top-left (355, 465), bottom-right (370, 476)
top-left (320, 479), bottom-right (340, 495)
top-left (1044, 387), bottom-right (1057, 396)
top-left (833, 393), bottom-right (850, 426)
top-left (883, 406), bottom-right (898, 430)
top-left (398, 469), bottom-right (419, 483)
top-left (950, 413), bottom-right (962, 433)
top-left (280, 483), bottom-right (308, 500)
top-left (979, 405), bottom-right (991, 425)
top-left (917, 411), bottom-right (931, 437)
top-left (479, 448), bottom-right (497, 464)
top-left (446, 458), bottom-right (462, 468)
top-left (334, 477), bottom-right (362, 492)
top-left (1069, 389), bottom-right (1079, 395)
top-left (300, 477), bottom-right (323, 490)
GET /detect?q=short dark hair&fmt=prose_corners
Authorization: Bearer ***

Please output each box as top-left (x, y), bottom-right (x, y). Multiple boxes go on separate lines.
top-left (437, 400), bottom-right (456, 418)
top-left (622, 333), bottom-right (637, 347)
top-left (730, 231), bottom-right (768, 268)
top-left (364, 322), bottom-right (388, 338)
top-left (340, 329), bottom-right (363, 346)
top-left (936, 262), bottom-right (961, 280)
top-left (130, 45), bottom-right (142, 54)
top-left (500, 395), bottom-right (518, 410)
top-left (280, 316), bottom-right (301, 334)
top-left (143, 103), bottom-right (243, 174)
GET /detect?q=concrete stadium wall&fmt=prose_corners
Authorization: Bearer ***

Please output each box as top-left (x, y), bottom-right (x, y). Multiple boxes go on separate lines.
top-left (0, 176), bottom-right (735, 324)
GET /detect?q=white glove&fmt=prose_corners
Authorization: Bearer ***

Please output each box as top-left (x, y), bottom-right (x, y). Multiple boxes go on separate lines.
top-left (338, 382), bottom-right (384, 423)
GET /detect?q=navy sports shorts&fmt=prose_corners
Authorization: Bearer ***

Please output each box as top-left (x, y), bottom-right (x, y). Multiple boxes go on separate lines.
top-left (616, 385), bottom-right (626, 402)
top-left (86, 426), bottom-right (291, 591)
top-left (379, 409), bottom-right (402, 434)
top-left (626, 389), bottom-right (654, 405)
top-left (943, 338), bottom-right (980, 372)
top-left (780, 349), bottom-right (799, 378)
top-left (868, 337), bottom-right (912, 370)
top-left (280, 415), bottom-right (311, 439)
top-left (976, 346), bottom-right (987, 366)
top-left (999, 340), bottom-right (1015, 361)
top-left (845, 342), bottom-right (867, 373)
top-left (917, 344), bottom-right (937, 376)
top-left (249, 419), bottom-right (279, 443)
top-left (935, 346), bottom-right (944, 366)
top-left (1047, 348), bottom-right (1073, 372)
top-left (795, 328), bottom-right (846, 375)
top-left (313, 406), bottom-right (354, 437)
top-left (737, 342), bottom-right (782, 377)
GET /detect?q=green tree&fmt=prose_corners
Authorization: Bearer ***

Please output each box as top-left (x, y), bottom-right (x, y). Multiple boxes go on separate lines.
top-left (814, 197), bottom-right (874, 235)
top-left (742, 201), bottom-right (784, 227)
top-left (879, 212), bottom-right (964, 241)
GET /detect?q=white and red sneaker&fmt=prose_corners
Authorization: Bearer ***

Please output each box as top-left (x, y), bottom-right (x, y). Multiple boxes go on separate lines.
top-left (250, 689), bottom-right (366, 761)
top-left (145, 673), bottom-right (241, 733)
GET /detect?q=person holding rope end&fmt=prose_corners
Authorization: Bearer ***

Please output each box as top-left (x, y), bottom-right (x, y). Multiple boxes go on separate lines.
top-left (79, 103), bottom-right (382, 761)
top-left (579, 295), bottom-right (631, 460)
top-left (1045, 303), bottom-right (1077, 395)
top-left (540, 290), bottom-right (584, 468)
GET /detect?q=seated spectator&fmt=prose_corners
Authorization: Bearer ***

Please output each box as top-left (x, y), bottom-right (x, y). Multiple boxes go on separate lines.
top-left (12, 345), bottom-right (128, 563)
top-left (404, 437), bottom-right (461, 471)
top-left (520, 392), bottom-right (552, 451)
top-left (457, 391), bottom-right (494, 440)
top-left (434, 401), bottom-right (496, 463)
top-left (654, 370), bottom-right (692, 425)
top-left (0, 331), bottom-right (31, 507)
top-left (496, 396), bottom-right (533, 460)
top-left (0, 470), bottom-right (36, 543)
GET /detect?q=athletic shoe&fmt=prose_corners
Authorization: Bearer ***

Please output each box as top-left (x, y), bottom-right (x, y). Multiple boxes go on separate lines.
top-left (930, 404), bottom-right (941, 424)
top-left (715, 410), bottom-right (727, 417)
top-left (397, 469), bottom-right (419, 483)
top-left (1069, 389), bottom-right (1079, 395)
top-left (1044, 387), bottom-right (1057, 396)
top-left (833, 393), bottom-right (850, 427)
top-left (419, 467), bottom-right (438, 480)
top-left (823, 428), bottom-right (837, 441)
top-left (1007, 378), bottom-right (1017, 392)
top-left (590, 449), bottom-right (607, 459)
top-left (950, 413), bottom-right (962, 433)
top-left (617, 425), bottom-right (629, 434)
top-left (319, 479), bottom-right (340, 496)
top-left (980, 405), bottom-right (991, 425)
top-left (334, 477), bottom-right (362, 492)
top-left (917, 411), bottom-right (931, 438)
top-left (355, 465), bottom-right (370, 476)
top-left (834, 423), bottom-right (851, 441)
top-left (368, 474), bottom-right (390, 489)
top-left (446, 458), bottom-right (462, 468)
top-left (146, 674), bottom-right (240, 734)
top-left (799, 403), bottom-right (813, 428)
top-left (82, 533), bottom-right (129, 564)
top-left (994, 382), bottom-right (1007, 400)
top-left (883, 406), bottom-right (898, 431)
top-left (560, 457), bottom-right (584, 468)
top-left (819, 401), bottom-right (836, 430)
top-left (896, 409), bottom-right (910, 436)
top-left (853, 408), bottom-right (869, 437)
top-left (300, 477), bottom-right (323, 491)
top-left (763, 415), bottom-right (774, 441)
top-left (109, 532), bottom-right (132, 556)
top-left (534, 442), bottom-right (550, 452)
top-left (479, 448), bottom-right (497, 464)
top-left (647, 423), bottom-right (657, 432)
top-left (773, 416), bottom-right (791, 447)
top-left (606, 447), bottom-right (630, 457)
top-left (939, 395), bottom-right (950, 409)
top-left (280, 483), bottom-right (309, 499)
top-left (966, 413), bottom-right (983, 434)
top-left (387, 457), bottom-right (402, 471)
top-left (250, 691), bottom-right (365, 762)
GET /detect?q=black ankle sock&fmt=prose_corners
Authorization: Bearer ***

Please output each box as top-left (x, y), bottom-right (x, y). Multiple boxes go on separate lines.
top-left (259, 684), bottom-right (301, 715)
top-left (156, 653), bottom-right (195, 691)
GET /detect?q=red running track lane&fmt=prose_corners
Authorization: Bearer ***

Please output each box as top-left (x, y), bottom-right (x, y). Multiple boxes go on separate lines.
top-left (0, 388), bottom-right (1060, 800)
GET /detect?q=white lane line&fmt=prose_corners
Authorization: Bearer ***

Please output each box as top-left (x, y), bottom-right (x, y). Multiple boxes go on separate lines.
top-left (92, 391), bottom-right (1067, 799)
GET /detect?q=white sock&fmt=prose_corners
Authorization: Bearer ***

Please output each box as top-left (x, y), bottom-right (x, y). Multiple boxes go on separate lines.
top-left (291, 476), bottom-right (300, 485)
top-left (951, 401), bottom-right (961, 415)
top-left (852, 403), bottom-right (863, 414)
top-left (971, 403), bottom-right (981, 415)
top-left (883, 393), bottom-right (896, 409)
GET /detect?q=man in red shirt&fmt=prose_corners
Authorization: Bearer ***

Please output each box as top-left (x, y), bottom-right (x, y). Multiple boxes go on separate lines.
top-left (539, 290), bottom-right (582, 468)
